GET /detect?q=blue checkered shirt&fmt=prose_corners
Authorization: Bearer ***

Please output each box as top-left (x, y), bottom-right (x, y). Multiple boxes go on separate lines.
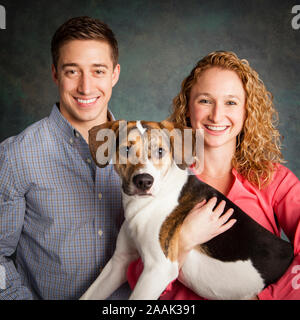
top-left (0, 104), bottom-right (130, 299)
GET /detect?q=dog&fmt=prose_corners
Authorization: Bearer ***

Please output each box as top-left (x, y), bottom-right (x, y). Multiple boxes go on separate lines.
top-left (80, 120), bottom-right (293, 300)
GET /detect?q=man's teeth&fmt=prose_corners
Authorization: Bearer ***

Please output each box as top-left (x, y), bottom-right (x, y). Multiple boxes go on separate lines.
top-left (206, 125), bottom-right (228, 131)
top-left (77, 97), bottom-right (97, 104)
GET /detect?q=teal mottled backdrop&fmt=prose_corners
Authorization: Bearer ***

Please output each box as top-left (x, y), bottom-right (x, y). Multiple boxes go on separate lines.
top-left (0, 0), bottom-right (299, 176)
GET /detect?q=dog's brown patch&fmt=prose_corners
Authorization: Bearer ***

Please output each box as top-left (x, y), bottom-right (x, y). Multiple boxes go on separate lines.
top-left (159, 187), bottom-right (208, 262)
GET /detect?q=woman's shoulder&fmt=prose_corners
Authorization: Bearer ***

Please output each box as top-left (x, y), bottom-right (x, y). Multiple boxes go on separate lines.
top-left (271, 163), bottom-right (299, 184)
top-left (234, 163), bottom-right (299, 195)
top-left (263, 163), bottom-right (300, 201)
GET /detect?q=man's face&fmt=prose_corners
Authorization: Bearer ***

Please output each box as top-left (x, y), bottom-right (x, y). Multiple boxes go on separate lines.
top-left (52, 39), bottom-right (120, 128)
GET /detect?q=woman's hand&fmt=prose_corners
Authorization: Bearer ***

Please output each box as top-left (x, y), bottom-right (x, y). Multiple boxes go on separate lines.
top-left (178, 197), bottom-right (236, 267)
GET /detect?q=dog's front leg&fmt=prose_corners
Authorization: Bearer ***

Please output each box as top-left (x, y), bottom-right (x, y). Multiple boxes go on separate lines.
top-left (80, 222), bottom-right (138, 300)
top-left (129, 259), bottom-right (179, 300)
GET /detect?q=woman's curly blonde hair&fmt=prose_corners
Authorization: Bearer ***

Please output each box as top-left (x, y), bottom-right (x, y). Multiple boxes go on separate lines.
top-left (168, 51), bottom-right (284, 189)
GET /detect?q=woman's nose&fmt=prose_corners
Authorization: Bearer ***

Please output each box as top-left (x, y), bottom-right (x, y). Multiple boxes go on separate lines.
top-left (209, 103), bottom-right (224, 123)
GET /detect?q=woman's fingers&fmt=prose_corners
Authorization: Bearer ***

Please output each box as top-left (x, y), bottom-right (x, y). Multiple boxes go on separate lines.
top-left (205, 197), bottom-right (217, 210)
top-left (211, 199), bottom-right (226, 219)
top-left (193, 199), bottom-right (207, 210)
top-left (180, 197), bottom-right (237, 252)
top-left (217, 217), bottom-right (237, 234)
top-left (218, 208), bottom-right (234, 225)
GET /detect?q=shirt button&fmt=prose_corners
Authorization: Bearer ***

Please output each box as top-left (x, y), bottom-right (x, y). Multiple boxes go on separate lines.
top-left (69, 138), bottom-right (74, 144)
top-left (86, 158), bottom-right (92, 164)
top-left (98, 193), bottom-right (102, 200)
top-left (98, 229), bottom-right (103, 237)
top-left (75, 132), bottom-right (80, 138)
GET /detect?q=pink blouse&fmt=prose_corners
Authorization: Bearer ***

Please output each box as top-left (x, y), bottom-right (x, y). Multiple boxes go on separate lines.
top-left (127, 164), bottom-right (300, 300)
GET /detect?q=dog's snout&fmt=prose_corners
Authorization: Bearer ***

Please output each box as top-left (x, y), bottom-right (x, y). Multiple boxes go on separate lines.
top-left (133, 174), bottom-right (154, 191)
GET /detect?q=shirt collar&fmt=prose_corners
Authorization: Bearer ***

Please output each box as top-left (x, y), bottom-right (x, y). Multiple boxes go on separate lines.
top-left (49, 103), bottom-right (116, 143)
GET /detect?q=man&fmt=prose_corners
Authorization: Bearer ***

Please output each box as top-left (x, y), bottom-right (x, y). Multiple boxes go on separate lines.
top-left (0, 16), bottom-right (130, 299)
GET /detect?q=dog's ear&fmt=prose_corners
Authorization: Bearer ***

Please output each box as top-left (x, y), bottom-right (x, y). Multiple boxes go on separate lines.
top-left (160, 120), bottom-right (198, 170)
top-left (89, 120), bottom-right (123, 168)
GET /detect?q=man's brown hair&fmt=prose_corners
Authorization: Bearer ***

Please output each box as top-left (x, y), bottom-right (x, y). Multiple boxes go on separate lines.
top-left (51, 16), bottom-right (119, 70)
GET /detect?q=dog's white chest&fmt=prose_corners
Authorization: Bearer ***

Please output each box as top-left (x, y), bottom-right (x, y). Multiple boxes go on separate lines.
top-left (124, 194), bottom-right (178, 258)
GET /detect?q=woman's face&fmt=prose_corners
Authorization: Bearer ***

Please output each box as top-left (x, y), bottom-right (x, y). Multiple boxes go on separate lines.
top-left (188, 67), bottom-right (246, 150)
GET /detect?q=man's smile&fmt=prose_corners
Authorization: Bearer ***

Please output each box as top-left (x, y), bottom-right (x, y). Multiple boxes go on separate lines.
top-left (73, 96), bottom-right (100, 106)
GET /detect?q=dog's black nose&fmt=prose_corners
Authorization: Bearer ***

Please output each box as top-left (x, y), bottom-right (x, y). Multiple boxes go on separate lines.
top-left (133, 174), bottom-right (154, 191)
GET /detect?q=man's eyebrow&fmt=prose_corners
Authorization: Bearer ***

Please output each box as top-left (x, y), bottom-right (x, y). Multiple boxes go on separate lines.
top-left (62, 63), bottom-right (78, 69)
top-left (61, 63), bottom-right (109, 69)
top-left (92, 63), bottom-right (109, 68)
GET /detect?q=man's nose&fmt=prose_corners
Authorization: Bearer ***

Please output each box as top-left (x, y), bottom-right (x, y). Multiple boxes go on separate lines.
top-left (77, 74), bottom-right (92, 95)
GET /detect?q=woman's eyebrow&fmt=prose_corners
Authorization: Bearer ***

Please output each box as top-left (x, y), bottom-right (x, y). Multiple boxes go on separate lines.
top-left (194, 93), bottom-right (212, 99)
top-left (225, 94), bottom-right (242, 102)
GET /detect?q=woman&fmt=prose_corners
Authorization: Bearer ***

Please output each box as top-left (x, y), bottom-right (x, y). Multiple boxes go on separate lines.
top-left (127, 51), bottom-right (300, 299)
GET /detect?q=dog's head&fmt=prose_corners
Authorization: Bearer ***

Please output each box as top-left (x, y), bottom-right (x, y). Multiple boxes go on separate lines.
top-left (89, 120), bottom-right (201, 196)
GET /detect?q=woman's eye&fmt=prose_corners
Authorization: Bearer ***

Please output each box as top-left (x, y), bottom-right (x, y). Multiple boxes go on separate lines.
top-left (199, 99), bottom-right (211, 104)
top-left (227, 100), bottom-right (237, 105)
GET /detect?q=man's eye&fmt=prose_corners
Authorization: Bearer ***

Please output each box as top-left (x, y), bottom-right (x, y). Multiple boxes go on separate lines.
top-left (95, 69), bottom-right (105, 75)
top-left (66, 70), bottom-right (77, 76)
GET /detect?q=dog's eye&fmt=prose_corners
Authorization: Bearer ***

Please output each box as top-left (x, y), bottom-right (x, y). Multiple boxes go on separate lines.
top-left (119, 146), bottom-right (130, 158)
top-left (157, 147), bottom-right (165, 158)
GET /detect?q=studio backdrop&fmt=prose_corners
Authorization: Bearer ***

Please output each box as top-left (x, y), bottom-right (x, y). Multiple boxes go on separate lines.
top-left (0, 0), bottom-right (299, 176)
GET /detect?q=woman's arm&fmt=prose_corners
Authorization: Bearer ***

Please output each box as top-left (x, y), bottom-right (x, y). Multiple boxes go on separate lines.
top-left (258, 166), bottom-right (300, 300)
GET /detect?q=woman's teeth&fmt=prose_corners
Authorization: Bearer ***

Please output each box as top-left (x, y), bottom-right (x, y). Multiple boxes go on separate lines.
top-left (205, 125), bottom-right (228, 131)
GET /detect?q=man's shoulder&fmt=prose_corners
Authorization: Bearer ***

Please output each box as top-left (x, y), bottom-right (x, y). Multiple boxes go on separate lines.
top-left (0, 116), bottom-right (50, 155)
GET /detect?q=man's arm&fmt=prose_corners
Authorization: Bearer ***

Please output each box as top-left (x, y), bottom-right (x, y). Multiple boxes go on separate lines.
top-left (0, 143), bottom-right (33, 299)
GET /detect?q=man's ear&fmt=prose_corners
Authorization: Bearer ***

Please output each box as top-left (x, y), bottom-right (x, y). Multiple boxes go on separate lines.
top-left (51, 64), bottom-right (59, 85)
top-left (89, 120), bottom-right (122, 168)
top-left (112, 64), bottom-right (120, 88)
top-left (160, 120), bottom-right (196, 170)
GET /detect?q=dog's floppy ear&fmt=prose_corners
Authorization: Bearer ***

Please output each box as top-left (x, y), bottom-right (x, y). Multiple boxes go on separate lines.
top-left (160, 120), bottom-right (198, 170)
top-left (89, 120), bottom-right (123, 168)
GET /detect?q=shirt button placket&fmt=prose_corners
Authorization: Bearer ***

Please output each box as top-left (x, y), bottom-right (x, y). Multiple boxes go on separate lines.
top-left (95, 169), bottom-right (105, 269)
